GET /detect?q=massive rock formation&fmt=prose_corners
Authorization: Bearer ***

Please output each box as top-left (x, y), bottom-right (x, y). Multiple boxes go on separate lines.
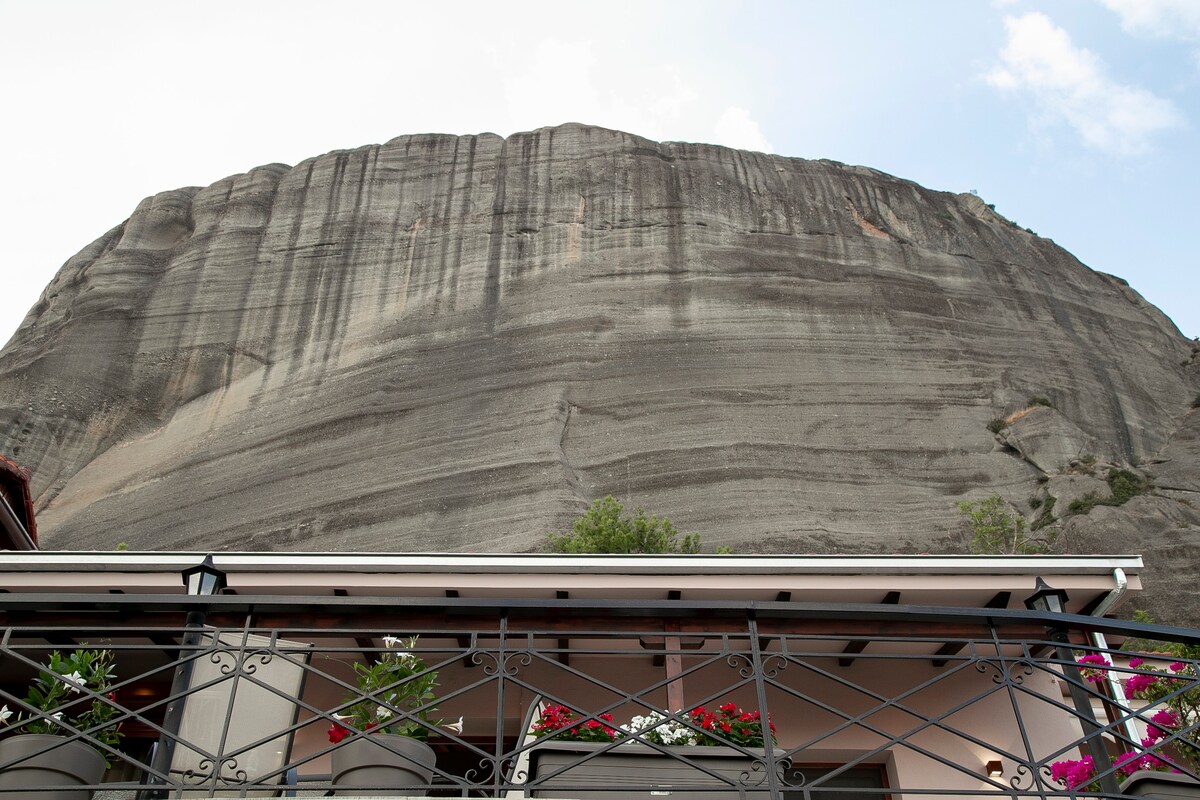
top-left (1, 124), bottom-right (1197, 618)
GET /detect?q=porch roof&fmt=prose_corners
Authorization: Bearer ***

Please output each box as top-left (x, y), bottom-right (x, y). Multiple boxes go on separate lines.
top-left (0, 552), bottom-right (1142, 615)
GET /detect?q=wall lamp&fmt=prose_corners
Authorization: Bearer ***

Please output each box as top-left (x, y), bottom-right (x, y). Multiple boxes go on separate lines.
top-left (181, 554), bottom-right (227, 596)
top-left (1024, 576), bottom-right (1069, 615)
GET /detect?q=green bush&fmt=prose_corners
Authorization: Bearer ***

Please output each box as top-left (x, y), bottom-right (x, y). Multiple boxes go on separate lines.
top-left (1067, 469), bottom-right (1152, 516)
top-left (957, 495), bottom-right (1056, 555)
top-left (545, 496), bottom-right (701, 554)
top-left (1108, 469), bottom-right (1150, 504)
top-left (1192, 393), bottom-right (1200, 409)
top-left (987, 418), bottom-right (1007, 434)
top-left (1027, 396), bottom-right (1054, 409)
top-left (1068, 495), bottom-right (1096, 515)
top-left (1031, 495), bottom-right (1057, 531)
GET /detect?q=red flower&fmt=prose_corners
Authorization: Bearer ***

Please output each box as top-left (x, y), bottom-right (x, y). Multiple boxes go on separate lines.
top-left (328, 724), bottom-right (351, 744)
top-left (719, 702), bottom-right (737, 713)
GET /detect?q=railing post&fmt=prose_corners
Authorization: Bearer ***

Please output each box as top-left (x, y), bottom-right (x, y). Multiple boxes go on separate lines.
top-left (141, 608), bottom-right (206, 799)
top-left (1049, 630), bottom-right (1122, 796)
top-left (747, 611), bottom-right (782, 800)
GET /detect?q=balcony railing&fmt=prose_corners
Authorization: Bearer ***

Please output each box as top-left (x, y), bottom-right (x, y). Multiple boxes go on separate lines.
top-left (1, 592), bottom-right (1199, 798)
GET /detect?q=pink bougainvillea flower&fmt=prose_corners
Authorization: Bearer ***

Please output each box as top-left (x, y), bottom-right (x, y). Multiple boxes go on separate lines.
top-left (1125, 673), bottom-right (1159, 694)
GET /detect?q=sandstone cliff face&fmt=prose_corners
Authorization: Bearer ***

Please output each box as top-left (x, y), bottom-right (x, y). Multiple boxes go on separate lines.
top-left (1, 124), bottom-right (1196, 618)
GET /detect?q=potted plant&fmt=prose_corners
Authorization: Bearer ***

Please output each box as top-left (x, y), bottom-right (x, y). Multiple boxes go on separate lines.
top-left (0, 648), bottom-right (124, 800)
top-left (327, 635), bottom-right (451, 797)
top-left (527, 702), bottom-right (779, 797)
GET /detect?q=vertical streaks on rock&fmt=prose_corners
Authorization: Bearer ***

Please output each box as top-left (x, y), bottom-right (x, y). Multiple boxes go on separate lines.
top-left (0, 124), bottom-right (1193, 608)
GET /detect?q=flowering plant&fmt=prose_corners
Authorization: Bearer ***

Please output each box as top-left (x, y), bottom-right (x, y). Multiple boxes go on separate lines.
top-left (1050, 651), bottom-right (1200, 788)
top-left (1121, 655), bottom-right (1200, 771)
top-left (0, 649), bottom-right (124, 765)
top-left (533, 702), bottom-right (776, 748)
top-left (686, 703), bottom-right (776, 748)
top-left (530, 705), bottom-right (620, 743)
top-left (625, 710), bottom-right (701, 746)
top-left (328, 636), bottom-right (444, 744)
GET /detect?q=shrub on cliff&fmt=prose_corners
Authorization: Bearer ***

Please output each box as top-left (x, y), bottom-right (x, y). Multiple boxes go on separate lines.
top-left (546, 496), bottom-right (702, 554)
top-left (957, 495), bottom-right (1057, 555)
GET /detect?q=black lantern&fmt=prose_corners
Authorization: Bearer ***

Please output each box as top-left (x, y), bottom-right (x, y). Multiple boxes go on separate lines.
top-left (1024, 576), bottom-right (1068, 614)
top-left (181, 554), bottom-right (227, 596)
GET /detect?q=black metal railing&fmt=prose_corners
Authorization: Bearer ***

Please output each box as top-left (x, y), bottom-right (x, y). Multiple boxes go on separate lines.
top-left (1, 593), bottom-right (1199, 798)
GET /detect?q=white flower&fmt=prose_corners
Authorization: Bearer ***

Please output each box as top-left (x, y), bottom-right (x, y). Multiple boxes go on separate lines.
top-left (629, 710), bottom-right (697, 746)
top-left (0, 705), bottom-right (11, 725)
top-left (61, 671), bottom-right (85, 693)
top-left (382, 635), bottom-right (400, 648)
top-left (376, 705), bottom-right (393, 720)
top-left (443, 716), bottom-right (464, 734)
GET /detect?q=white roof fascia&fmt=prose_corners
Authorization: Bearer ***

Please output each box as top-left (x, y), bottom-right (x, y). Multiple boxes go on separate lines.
top-left (0, 552), bottom-right (1144, 576)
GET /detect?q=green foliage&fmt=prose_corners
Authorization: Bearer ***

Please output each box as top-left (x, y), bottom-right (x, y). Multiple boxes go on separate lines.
top-left (1068, 495), bottom-right (1095, 515)
top-left (1028, 497), bottom-right (1043, 510)
top-left (334, 636), bottom-right (440, 740)
top-left (1108, 615), bottom-right (1200, 772)
top-left (987, 418), bottom-right (1007, 434)
top-left (546, 496), bottom-right (702, 554)
top-left (114, 542), bottom-right (128, 551)
top-left (1067, 469), bottom-right (1152, 516)
top-left (1070, 496), bottom-right (1099, 515)
top-left (957, 495), bottom-right (1057, 555)
top-left (1192, 393), bottom-right (1200, 409)
top-left (1031, 494), bottom-right (1057, 531)
top-left (1109, 469), bottom-right (1151, 504)
top-left (2, 649), bottom-right (124, 764)
top-left (1026, 396), bottom-right (1054, 409)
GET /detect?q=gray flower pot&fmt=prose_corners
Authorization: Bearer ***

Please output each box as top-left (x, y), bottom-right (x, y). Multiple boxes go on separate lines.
top-left (0, 733), bottom-right (106, 800)
top-left (528, 740), bottom-right (772, 799)
top-left (1123, 770), bottom-right (1200, 800)
top-left (330, 733), bottom-right (436, 797)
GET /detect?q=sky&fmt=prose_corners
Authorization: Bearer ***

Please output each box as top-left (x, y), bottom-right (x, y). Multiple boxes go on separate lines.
top-left (1, 0), bottom-right (1197, 346)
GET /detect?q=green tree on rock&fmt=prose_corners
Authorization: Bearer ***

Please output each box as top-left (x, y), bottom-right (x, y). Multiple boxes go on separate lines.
top-left (546, 496), bottom-right (702, 554)
top-left (957, 494), bottom-right (1057, 555)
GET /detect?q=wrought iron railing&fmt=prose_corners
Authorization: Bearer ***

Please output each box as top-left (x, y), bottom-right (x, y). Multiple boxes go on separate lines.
top-left (0, 593), bottom-right (1199, 798)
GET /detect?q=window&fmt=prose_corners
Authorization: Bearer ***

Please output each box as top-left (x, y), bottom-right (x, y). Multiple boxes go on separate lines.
top-left (786, 765), bottom-right (888, 800)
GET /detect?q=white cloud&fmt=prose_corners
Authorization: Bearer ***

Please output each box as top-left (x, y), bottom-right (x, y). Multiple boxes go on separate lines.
top-left (986, 12), bottom-right (1182, 155)
top-left (499, 37), bottom-right (771, 154)
top-left (712, 107), bottom-right (774, 153)
top-left (1100, 0), bottom-right (1200, 40)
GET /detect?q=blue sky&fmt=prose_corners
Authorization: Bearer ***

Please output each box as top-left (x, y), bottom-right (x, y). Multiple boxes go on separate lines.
top-left (1, 0), bottom-right (1196, 344)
